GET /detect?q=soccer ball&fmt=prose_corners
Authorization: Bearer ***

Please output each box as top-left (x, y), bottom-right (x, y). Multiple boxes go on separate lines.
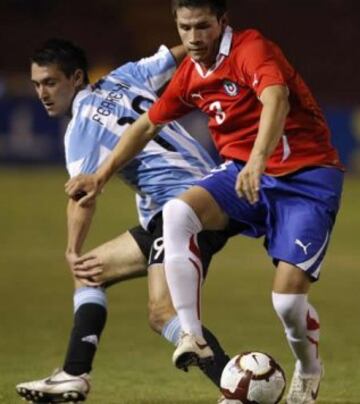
top-left (220, 351), bottom-right (286, 404)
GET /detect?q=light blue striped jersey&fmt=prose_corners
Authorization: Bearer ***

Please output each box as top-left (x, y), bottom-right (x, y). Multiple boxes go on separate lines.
top-left (64, 45), bottom-right (215, 229)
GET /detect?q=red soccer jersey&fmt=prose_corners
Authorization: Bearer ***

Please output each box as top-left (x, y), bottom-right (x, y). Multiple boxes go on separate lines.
top-left (148, 27), bottom-right (342, 176)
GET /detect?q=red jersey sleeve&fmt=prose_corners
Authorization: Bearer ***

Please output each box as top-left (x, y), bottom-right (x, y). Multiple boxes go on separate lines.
top-left (236, 32), bottom-right (287, 97)
top-left (148, 65), bottom-right (195, 125)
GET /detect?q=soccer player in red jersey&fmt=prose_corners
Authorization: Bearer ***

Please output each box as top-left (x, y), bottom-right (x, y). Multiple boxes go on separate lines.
top-left (66, 1), bottom-right (344, 402)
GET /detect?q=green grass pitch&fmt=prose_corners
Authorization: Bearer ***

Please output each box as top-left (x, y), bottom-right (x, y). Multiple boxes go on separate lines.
top-left (0, 168), bottom-right (359, 403)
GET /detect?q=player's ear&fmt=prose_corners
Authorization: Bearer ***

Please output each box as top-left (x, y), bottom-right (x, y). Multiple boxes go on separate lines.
top-left (73, 69), bottom-right (85, 87)
top-left (219, 12), bottom-right (228, 29)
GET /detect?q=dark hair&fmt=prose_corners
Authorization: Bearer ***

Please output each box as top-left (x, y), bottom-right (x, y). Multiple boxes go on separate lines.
top-left (31, 38), bottom-right (89, 84)
top-left (171, 0), bottom-right (227, 19)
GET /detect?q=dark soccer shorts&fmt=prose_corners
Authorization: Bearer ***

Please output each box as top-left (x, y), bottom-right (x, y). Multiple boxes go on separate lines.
top-left (196, 161), bottom-right (344, 281)
top-left (129, 213), bottom-right (242, 278)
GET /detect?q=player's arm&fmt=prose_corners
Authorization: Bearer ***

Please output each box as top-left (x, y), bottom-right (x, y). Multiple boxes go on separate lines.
top-left (236, 84), bottom-right (289, 204)
top-left (65, 112), bottom-right (161, 206)
top-left (65, 197), bottom-right (97, 278)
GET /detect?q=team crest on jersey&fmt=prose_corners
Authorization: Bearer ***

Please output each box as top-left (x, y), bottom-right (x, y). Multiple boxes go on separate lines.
top-left (223, 80), bottom-right (240, 96)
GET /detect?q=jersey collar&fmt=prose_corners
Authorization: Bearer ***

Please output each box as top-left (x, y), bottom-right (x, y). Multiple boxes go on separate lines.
top-left (192, 25), bottom-right (233, 78)
top-left (71, 85), bottom-right (92, 116)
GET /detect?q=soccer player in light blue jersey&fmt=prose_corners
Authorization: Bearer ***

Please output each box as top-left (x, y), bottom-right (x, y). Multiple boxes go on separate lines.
top-left (16, 38), bottom-right (237, 403)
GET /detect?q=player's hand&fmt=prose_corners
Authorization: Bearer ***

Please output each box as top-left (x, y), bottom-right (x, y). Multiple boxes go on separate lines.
top-left (65, 174), bottom-right (103, 206)
top-left (235, 155), bottom-right (266, 204)
top-left (72, 254), bottom-right (105, 286)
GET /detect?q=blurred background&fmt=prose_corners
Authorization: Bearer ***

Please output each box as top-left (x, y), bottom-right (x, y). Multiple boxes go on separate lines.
top-left (0, 0), bottom-right (359, 169)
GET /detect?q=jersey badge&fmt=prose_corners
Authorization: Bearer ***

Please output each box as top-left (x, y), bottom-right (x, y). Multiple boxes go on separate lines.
top-left (223, 80), bottom-right (240, 96)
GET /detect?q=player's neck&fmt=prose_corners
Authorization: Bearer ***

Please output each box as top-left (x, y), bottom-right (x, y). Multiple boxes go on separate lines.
top-left (198, 38), bottom-right (222, 70)
top-left (67, 84), bottom-right (87, 117)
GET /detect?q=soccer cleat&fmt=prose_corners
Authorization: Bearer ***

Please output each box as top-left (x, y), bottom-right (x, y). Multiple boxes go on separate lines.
top-left (286, 363), bottom-right (324, 404)
top-left (172, 333), bottom-right (214, 372)
top-left (16, 369), bottom-right (90, 403)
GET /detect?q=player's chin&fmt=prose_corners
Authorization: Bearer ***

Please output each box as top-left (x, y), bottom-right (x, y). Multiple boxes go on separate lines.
top-left (190, 51), bottom-right (209, 65)
top-left (45, 108), bottom-right (58, 117)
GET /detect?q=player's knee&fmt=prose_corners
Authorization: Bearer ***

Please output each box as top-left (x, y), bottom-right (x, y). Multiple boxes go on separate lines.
top-left (163, 198), bottom-right (201, 234)
top-left (148, 299), bottom-right (175, 334)
top-left (272, 292), bottom-right (307, 338)
top-left (163, 199), bottom-right (187, 231)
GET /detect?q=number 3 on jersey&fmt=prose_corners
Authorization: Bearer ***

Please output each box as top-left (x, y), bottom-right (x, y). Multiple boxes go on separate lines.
top-left (209, 101), bottom-right (226, 125)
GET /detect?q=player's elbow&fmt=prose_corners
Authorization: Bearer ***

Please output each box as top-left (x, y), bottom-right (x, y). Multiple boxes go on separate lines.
top-left (143, 115), bottom-right (162, 141)
top-left (261, 85), bottom-right (290, 115)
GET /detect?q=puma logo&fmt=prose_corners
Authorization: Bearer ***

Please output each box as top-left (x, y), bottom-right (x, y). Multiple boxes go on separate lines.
top-left (191, 92), bottom-right (205, 101)
top-left (295, 239), bottom-right (312, 255)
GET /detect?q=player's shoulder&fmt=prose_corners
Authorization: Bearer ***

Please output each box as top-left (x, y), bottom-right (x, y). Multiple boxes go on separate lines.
top-left (232, 29), bottom-right (267, 50)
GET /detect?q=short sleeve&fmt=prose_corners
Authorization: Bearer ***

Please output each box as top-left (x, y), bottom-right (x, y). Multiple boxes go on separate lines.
top-left (148, 68), bottom-right (194, 125)
top-left (64, 115), bottom-right (104, 178)
top-left (112, 45), bottom-right (177, 93)
top-left (236, 35), bottom-right (287, 97)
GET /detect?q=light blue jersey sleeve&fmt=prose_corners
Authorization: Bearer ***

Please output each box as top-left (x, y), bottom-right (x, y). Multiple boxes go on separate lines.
top-left (64, 107), bottom-right (114, 177)
top-left (111, 45), bottom-right (177, 93)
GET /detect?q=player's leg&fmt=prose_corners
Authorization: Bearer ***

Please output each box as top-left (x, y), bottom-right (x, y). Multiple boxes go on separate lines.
top-left (146, 214), bottom-right (231, 383)
top-left (163, 186), bottom-right (228, 338)
top-left (267, 167), bottom-right (343, 403)
top-left (272, 264), bottom-right (321, 375)
top-left (272, 264), bottom-right (322, 404)
top-left (16, 230), bottom-right (147, 403)
top-left (163, 162), bottom-right (264, 370)
top-left (148, 264), bottom-right (230, 386)
top-left (63, 231), bottom-right (147, 375)
top-left (162, 186), bottom-right (227, 368)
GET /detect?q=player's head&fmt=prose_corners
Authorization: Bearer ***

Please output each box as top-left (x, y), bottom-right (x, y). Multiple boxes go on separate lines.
top-left (171, 0), bottom-right (228, 67)
top-left (30, 38), bottom-right (89, 117)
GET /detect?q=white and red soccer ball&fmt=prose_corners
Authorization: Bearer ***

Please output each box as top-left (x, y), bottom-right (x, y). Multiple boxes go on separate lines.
top-left (220, 352), bottom-right (286, 404)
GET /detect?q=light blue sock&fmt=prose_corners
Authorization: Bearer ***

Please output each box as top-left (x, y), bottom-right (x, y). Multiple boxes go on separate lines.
top-left (73, 286), bottom-right (107, 313)
top-left (161, 315), bottom-right (182, 345)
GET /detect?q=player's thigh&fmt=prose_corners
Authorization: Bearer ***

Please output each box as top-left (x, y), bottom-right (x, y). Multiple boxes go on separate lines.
top-left (89, 230), bottom-right (147, 284)
top-left (188, 161), bottom-right (267, 236)
top-left (272, 261), bottom-right (311, 294)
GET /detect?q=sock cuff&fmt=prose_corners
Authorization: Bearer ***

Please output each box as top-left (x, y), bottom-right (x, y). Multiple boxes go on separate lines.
top-left (74, 287), bottom-right (107, 313)
top-left (161, 315), bottom-right (181, 345)
top-left (272, 292), bottom-right (307, 306)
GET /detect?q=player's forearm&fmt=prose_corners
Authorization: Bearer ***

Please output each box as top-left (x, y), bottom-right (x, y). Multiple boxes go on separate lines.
top-left (96, 112), bottom-right (160, 185)
top-left (251, 85), bottom-right (290, 161)
top-left (66, 198), bottom-right (96, 256)
top-left (170, 45), bottom-right (186, 66)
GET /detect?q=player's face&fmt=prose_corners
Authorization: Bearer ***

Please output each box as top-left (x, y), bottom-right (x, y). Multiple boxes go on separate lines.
top-left (175, 6), bottom-right (227, 67)
top-left (31, 63), bottom-right (81, 117)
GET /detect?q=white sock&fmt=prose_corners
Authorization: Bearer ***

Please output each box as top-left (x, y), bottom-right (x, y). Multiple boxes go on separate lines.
top-left (272, 292), bottom-right (321, 375)
top-left (163, 199), bottom-right (203, 337)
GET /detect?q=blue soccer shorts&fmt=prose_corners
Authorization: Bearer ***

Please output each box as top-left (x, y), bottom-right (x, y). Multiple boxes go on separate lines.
top-left (196, 161), bottom-right (344, 281)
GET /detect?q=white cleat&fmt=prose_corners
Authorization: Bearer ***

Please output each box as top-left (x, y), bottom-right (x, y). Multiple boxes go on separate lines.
top-left (172, 333), bottom-right (214, 372)
top-left (16, 369), bottom-right (90, 403)
top-left (286, 363), bottom-right (324, 404)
